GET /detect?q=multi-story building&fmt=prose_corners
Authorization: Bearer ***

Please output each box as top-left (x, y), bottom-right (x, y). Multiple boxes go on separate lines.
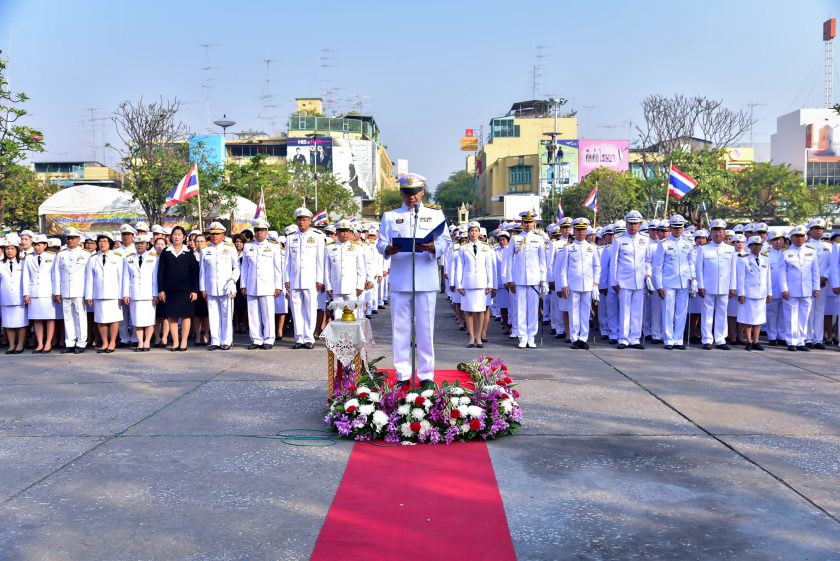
top-left (32, 160), bottom-right (124, 188)
top-left (771, 108), bottom-right (840, 185)
top-left (474, 100), bottom-right (578, 219)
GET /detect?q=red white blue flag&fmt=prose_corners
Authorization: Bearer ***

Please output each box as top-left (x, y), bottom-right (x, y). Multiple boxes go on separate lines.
top-left (254, 190), bottom-right (266, 220)
top-left (165, 164), bottom-right (200, 208)
top-left (556, 199), bottom-right (564, 221)
top-left (668, 164), bottom-right (698, 200)
top-left (312, 209), bottom-right (328, 225)
top-left (583, 183), bottom-right (598, 213)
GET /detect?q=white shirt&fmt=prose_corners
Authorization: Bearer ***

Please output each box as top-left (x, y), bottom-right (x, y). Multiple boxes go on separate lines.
top-left (324, 240), bottom-right (366, 295)
top-left (52, 245), bottom-right (90, 298)
top-left (456, 241), bottom-right (496, 290)
top-left (779, 244), bottom-right (820, 297)
top-left (199, 242), bottom-right (241, 296)
top-left (285, 229), bottom-right (325, 290)
top-left (22, 251), bottom-right (57, 299)
top-left (241, 240), bottom-right (284, 296)
top-left (556, 239), bottom-right (600, 292)
top-left (609, 233), bottom-right (651, 290)
top-left (85, 250), bottom-right (124, 300)
top-left (503, 230), bottom-right (547, 287)
top-left (695, 241), bottom-right (737, 295)
top-left (122, 250), bottom-right (158, 301)
top-left (652, 234), bottom-right (695, 290)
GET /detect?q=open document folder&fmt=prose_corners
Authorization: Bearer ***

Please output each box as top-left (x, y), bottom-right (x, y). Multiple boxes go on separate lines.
top-left (390, 220), bottom-right (446, 252)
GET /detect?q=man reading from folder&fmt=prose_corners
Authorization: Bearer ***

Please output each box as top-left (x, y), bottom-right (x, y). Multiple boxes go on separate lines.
top-left (377, 173), bottom-right (452, 389)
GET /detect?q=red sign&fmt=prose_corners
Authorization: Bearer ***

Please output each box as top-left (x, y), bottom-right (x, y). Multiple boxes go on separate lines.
top-left (465, 129), bottom-right (475, 137)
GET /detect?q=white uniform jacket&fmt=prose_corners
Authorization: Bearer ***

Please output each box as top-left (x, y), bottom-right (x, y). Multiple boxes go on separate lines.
top-left (84, 251), bottom-right (125, 300)
top-left (122, 251), bottom-right (159, 301)
top-left (695, 241), bottom-right (737, 295)
top-left (52, 246), bottom-right (90, 298)
top-left (456, 241), bottom-right (496, 290)
top-left (778, 245), bottom-right (820, 297)
top-left (200, 242), bottom-right (241, 297)
top-left (502, 231), bottom-right (547, 287)
top-left (652, 235), bottom-right (695, 290)
top-left (737, 253), bottom-right (772, 299)
top-left (324, 241), bottom-right (366, 295)
top-left (22, 252), bottom-right (57, 298)
top-left (609, 233), bottom-right (651, 290)
top-left (556, 239), bottom-right (601, 292)
top-left (0, 258), bottom-right (25, 305)
top-left (241, 240), bottom-right (284, 296)
top-left (285, 230), bottom-right (325, 290)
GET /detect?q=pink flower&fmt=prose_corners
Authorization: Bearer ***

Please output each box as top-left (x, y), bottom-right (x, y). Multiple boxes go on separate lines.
top-left (348, 384), bottom-right (357, 392)
top-left (512, 390), bottom-right (520, 398)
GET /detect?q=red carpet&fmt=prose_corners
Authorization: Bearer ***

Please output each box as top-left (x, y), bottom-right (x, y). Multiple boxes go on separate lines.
top-left (311, 371), bottom-right (517, 561)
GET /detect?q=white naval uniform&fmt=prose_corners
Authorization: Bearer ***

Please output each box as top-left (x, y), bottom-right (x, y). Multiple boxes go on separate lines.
top-left (52, 245), bottom-right (91, 348)
top-left (548, 238), bottom-right (569, 335)
top-left (84, 250), bottom-right (125, 324)
top-left (646, 238), bottom-right (663, 341)
top-left (324, 240), bottom-right (366, 318)
top-left (736, 253), bottom-right (771, 325)
top-left (377, 202), bottom-right (452, 382)
top-left (652, 234), bottom-right (695, 347)
top-left (555, 239), bottom-right (600, 343)
top-left (456, 241), bottom-right (495, 313)
top-left (766, 247), bottom-right (787, 342)
top-left (22, 252), bottom-right (60, 320)
top-left (122, 250), bottom-right (158, 327)
top-left (609, 232), bottom-right (651, 346)
top-left (805, 238), bottom-right (832, 344)
top-left (695, 241), bottom-right (737, 345)
top-left (0, 258), bottom-right (27, 328)
top-left (779, 244), bottom-right (820, 347)
top-left (200, 241), bottom-right (241, 347)
top-left (599, 243), bottom-right (619, 341)
top-left (285, 229), bottom-right (325, 345)
top-left (241, 239), bottom-right (284, 345)
top-left (493, 246), bottom-right (509, 310)
top-left (503, 230), bottom-right (547, 346)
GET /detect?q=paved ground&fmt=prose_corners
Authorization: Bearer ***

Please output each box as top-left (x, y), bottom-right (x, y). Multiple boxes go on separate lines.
top-left (1, 294), bottom-right (840, 560)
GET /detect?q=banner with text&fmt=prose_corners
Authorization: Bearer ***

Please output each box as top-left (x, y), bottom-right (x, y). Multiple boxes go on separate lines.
top-left (578, 139), bottom-right (629, 181)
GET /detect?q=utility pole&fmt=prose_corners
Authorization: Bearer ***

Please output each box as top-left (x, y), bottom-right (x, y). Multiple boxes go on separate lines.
top-left (198, 43), bottom-right (219, 131)
top-left (747, 103), bottom-right (766, 145)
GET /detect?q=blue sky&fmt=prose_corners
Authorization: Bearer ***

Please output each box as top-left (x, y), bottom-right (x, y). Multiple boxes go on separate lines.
top-left (1, 0), bottom-right (836, 190)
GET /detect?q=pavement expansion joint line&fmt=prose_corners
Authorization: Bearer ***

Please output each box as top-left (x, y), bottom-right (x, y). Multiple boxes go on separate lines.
top-left (759, 354), bottom-right (840, 383)
top-left (0, 364), bottom-right (237, 509)
top-left (587, 347), bottom-right (840, 527)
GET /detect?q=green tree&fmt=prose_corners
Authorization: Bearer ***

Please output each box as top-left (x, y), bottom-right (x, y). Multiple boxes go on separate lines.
top-left (560, 168), bottom-right (643, 225)
top-left (1, 164), bottom-right (56, 230)
top-left (727, 162), bottom-right (821, 224)
top-left (433, 170), bottom-right (475, 221)
top-left (374, 187), bottom-right (403, 215)
top-left (665, 149), bottom-right (735, 225)
top-left (0, 52), bottom-right (45, 226)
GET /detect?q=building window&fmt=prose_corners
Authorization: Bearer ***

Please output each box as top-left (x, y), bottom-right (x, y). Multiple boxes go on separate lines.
top-left (491, 118), bottom-right (520, 139)
top-left (509, 165), bottom-right (531, 186)
top-left (227, 144), bottom-right (287, 158)
top-left (807, 161), bottom-right (840, 186)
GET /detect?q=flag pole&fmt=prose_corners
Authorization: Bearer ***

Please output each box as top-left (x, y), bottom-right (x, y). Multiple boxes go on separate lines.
top-left (664, 165), bottom-right (671, 217)
top-left (196, 164), bottom-right (203, 232)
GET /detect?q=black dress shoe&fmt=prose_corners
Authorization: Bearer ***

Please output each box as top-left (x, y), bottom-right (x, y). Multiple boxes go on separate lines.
top-left (716, 344), bottom-right (730, 350)
top-left (261, 344), bottom-right (273, 350)
top-left (630, 343), bottom-right (645, 350)
top-left (420, 379), bottom-right (436, 390)
top-left (768, 340), bottom-right (777, 346)
top-left (476, 343), bottom-right (483, 348)
top-left (467, 343), bottom-right (475, 348)
top-left (752, 344), bottom-right (764, 351)
top-left (702, 344), bottom-right (712, 350)
top-left (31, 349), bottom-right (43, 354)
top-left (304, 342), bottom-right (315, 349)
top-left (554, 333), bottom-right (564, 339)
top-left (787, 345), bottom-right (797, 351)
top-left (61, 348), bottom-right (75, 354)
top-left (220, 345), bottom-right (231, 350)
top-left (292, 343), bottom-right (304, 349)
top-left (777, 339), bottom-right (786, 346)
top-left (570, 340), bottom-right (580, 349)
top-left (96, 348), bottom-right (107, 354)
top-left (814, 343), bottom-right (826, 350)
top-left (674, 344), bottom-right (687, 350)
top-left (74, 347), bottom-right (85, 354)
top-left (580, 341), bottom-right (590, 350)
top-left (617, 343), bottom-right (627, 349)
top-left (4, 349), bottom-right (14, 355)
top-left (744, 343), bottom-right (752, 351)
top-left (650, 339), bottom-right (663, 345)
top-left (805, 342), bottom-right (815, 349)
top-left (42, 348), bottom-right (52, 354)
top-left (609, 339), bottom-right (618, 345)
top-left (796, 345), bottom-right (809, 352)
top-left (664, 345), bottom-right (673, 350)
top-left (207, 345), bottom-right (220, 351)
top-left (247, 344), bottom-right (262, 350)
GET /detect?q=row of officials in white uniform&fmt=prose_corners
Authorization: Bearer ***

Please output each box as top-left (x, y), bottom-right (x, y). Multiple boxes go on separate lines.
top-left (0, 210), bottom-right (392, 353)
top-left (440, 210), bottom-right (839, 352)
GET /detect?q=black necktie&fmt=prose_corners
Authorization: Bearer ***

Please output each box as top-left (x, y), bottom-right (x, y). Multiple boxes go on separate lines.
top-left (8, 262), bottom-right (11, 272)
top-left (102, 254), bottom-right (106, 265)
top-left (755, 257), bottom-right (759, 267)
top-left (138, 257), bottom-right (143, 269)
top-left (37, 255), bottom-right (41, 266)
top-left (473, 244), bottom-right (478, 255)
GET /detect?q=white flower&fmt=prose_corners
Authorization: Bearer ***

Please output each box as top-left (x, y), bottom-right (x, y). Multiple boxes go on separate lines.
top-left (405, 392), bottom-right (419, 404)
top-left (460, 424), bottom-right (470, 433)
top-left (459, 396), bottom-right (471, 406)
top-left (359, 404), bottom-right (375, 416)
top-left (411, 408), bottom-right (426, 420)
top-left (450, 397), bottom-right (461, 407)
top-left (500, 400), bottom-right (513, 414)
top-left (397, 404), bottom-right (410, 416)
top-left (450, 386), bottom-right (465, 396)
top-left (368, 392), bottom-right (381, 403)
top-left (457, 405), bottom-right (470, 418)
top-left (420, 420), bottom-right (431, 433)
top-left (356, 386), bottom-right (371, 395)
top-left (467, 405), bottom-right (484, 418)
top-left (372, 410), bottom-right (389, 429)
top-left (344, 398), bottom-right (359, 411)
top-left (421, 389), bottom-right (434, 398)
top-left (400, 423), bottom-right (414, 438)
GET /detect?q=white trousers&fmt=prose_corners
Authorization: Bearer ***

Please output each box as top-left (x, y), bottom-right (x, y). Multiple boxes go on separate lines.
top-left (550, 291), bottom-right (564, 334)
top-left (391, 290), bottom-right (436, 382)
top-left (617, 289), bottom-right (644, 345)
top-left (207, 295), bottom-right (233, 346)
top-left (515, 285), bottom-right (539, 343)
top-left (806, 288), bottom-right (827, 343)
top-left (509, 288), bottom-right (518, 336)
top-left (649, 291), bottom-right (663, 340)
top-left (662, 288), bottom-right (689, 346)
top-left (569, 291), bottom-right (593, 342)
top-left (784, 296), bottom-right (812, 347)
top-left (606, 290), bottom-right (620, 340)
top-left (62, 297), bottom-right (87, 348)
top-left (767, 297), bottom-right (787, 341)
top-left (290, 288), bottom-right (317, 344)
top-left (247, 295), bottom-right (275, 345)
top-left (701, 294), bottom-right (729, 345)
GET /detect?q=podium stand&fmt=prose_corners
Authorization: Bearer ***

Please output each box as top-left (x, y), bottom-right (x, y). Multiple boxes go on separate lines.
top-left (320, 319), bottom-right (375, 403)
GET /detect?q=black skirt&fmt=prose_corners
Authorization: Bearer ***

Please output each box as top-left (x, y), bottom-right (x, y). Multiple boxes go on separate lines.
top-left (165, 291), bottom-right (195, 319)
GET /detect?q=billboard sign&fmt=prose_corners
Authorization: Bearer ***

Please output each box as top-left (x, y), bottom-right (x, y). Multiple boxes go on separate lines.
top-left (503, 193), bottom-right (541, 221)
top-left (806, 123), bottom-right (840, 162)
top-left (578, 139), bottom-right (630, 181)
top-left (287, 137), bottom-right (333, 168)
top-left (332, 138), bottom-right (374, 199)
top-left (539, 139), bottom-right (578, 194)
top-left (460, 137), bottom-right (480, 151)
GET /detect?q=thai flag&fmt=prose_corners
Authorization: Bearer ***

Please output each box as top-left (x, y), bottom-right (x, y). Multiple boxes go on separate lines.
top-left (583, 182), bottom-right (598, 212)
top-left (254, 190), bottom-right (266, 220)
top-left (556, 199), bottom-right (564, 221)
top-left (344, 216), bottom-right (357, 222)
top-left (165, 164), bottom-right (200, 208)
top-left (668, 164), bottom-right (698, 200)
top-left (312, 209), bottom-right (328, 225)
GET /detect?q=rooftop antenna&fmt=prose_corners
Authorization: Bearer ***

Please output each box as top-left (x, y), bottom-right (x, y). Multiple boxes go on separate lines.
top-left (824, 18), bottom-right (836, 108)
top-left (319, 48), bottom-right (336, 113)
top-left (83, 107), bottom-right (107, 162)
top-left (532, 45), bottom-right (547, 99)
top-left (259, 58), bottom-right (281, 132)
top-left (198, 43), bottom-right (220, 130)
top-left (746, 103), bottom-right (766, 145)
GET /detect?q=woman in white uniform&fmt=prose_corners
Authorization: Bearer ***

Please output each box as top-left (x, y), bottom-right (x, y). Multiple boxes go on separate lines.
top-left (84, 233), bottom-right (124, 353)
top-left (22, 234), bottom-right (59, 353)
top-left (727, 234), bottom-right (747, 343)
top-left (122, 234), bottom-right (158, 351)
top-left (494, 232), bottom-right (511, 334)
top-left (736, 236), bottom-right (772, 351)
top-left (0, 235), bottom-right (28, 353)
top-left (456, 221), bottom-right (496, 348)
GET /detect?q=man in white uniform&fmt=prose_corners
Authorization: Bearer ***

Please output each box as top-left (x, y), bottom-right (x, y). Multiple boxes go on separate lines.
top-left (804, 218), bottom-right (832, 349)
top-left (324, 219), bottom-right (367, 315)
top-left (780, 225), bottom-right (820, 351)
top-left (610, 210), bottom-right (651, 349)
top-left (555, 217), bottom-right (600, 349)
top-left (652, 214), bottom-right (696, 350)
top-left (695, 218), bottom-right (736, 350)
top-left (503, 210), bottom-right (547, 349)
top-left (199, 222), bottom-right (240, 350)
top-left (241, 219), bottom-right (284, 349)
top-left (52, 227), bottom-right (90, 353)
top-left (377, 173), bottom-right (452, 388)
top-left (285, 208), bottom-right (325, 349)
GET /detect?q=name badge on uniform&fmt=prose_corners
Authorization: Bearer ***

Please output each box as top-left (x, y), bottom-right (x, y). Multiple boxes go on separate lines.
top-left (396, 218), bottom-right (404, 224)
top-left (307, 237), bottom-right (315, 244)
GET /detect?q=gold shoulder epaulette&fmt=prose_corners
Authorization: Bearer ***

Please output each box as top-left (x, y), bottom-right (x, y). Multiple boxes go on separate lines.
top-left (224, 241), bottom-right (234, 246)
top-left (385, 203), bottom-right (402, 212)
top-left (425, 203), bottom-right (441, 210)
top-left (325, 238), bottom-right (335, 245)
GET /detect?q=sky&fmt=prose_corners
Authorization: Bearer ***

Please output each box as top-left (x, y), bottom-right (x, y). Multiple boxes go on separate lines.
top-left (1, 0), bottom-right (837, 191)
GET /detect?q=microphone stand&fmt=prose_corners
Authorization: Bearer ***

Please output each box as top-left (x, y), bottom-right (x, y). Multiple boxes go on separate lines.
top-left (410, 203), bottom-right (419, 390)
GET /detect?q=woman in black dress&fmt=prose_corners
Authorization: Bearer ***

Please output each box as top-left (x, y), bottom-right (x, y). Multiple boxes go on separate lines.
top-left (156, 226), bottom-right (198, 351)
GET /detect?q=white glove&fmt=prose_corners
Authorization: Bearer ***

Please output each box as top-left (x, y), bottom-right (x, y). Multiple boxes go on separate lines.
top-left (224, 279), bottom-right (237, 298)
top-left (644, 277), bottom-right (654, 295)
top-left (689, 278), bottom-right (698, 297)
top-left (540, 282), bottom-right (548, 297)
top-left (591, 290), bottom-right (600, 304)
